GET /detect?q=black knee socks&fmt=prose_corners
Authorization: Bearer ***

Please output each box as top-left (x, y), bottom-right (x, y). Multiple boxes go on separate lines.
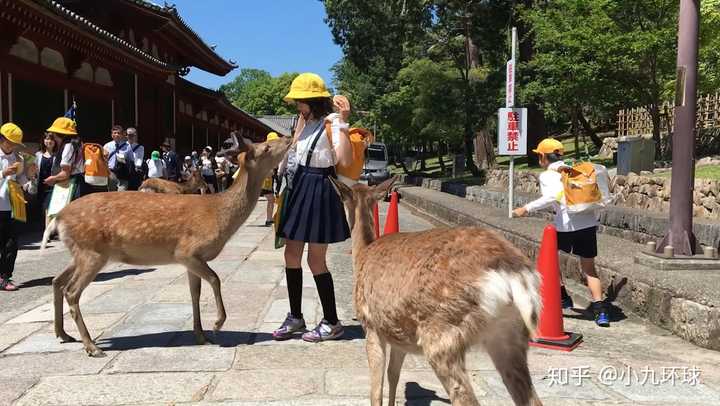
top-left (285, 268), bottom-right (303, 319)
top-left (314, 272), bottom-right (339, 325)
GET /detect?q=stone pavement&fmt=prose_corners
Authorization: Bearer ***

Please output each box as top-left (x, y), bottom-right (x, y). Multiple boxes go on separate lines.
top-left (2, 199), bottom-right (720, 405)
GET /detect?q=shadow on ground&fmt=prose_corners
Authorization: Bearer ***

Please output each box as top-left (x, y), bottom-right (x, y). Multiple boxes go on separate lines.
top-left (403, 382), bottom-right (450, 405)
top-left (19, 268), bottom-right (155, 288)
top-left (97, 324), bottom-right (365, 351)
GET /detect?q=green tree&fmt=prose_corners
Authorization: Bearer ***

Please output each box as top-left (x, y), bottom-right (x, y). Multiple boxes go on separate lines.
top-left (220, 69), bottom-right (298, 115)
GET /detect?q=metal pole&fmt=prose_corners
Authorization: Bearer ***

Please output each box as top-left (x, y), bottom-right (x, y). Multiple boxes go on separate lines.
top-left (508, 27), bottom-right (517, 219)
top-left (658, 0), bottom-right (700, 256)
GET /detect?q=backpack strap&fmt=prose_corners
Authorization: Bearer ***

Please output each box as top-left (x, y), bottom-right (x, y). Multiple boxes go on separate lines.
top-left (303, 121), bottom-right (326, 167)
top-left (132, 144), bottom-right (142, 152)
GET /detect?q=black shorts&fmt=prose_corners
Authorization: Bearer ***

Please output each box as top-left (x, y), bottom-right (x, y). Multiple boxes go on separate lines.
top-left (557, 226), bottom-right (598, 259)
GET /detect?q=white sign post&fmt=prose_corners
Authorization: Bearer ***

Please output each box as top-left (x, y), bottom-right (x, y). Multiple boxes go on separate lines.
top-left (499, 27), bottom-right (523, 218)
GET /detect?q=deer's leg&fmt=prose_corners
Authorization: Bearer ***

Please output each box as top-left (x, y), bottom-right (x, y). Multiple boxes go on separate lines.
top-left (65, 252), bottom-right (107, 357)
top-left (53, 263), bottom-right (77, 343)
top-left (423, 329), bottom-right (479, 406)
top-left (365, 328), bottom-right (387, 406)
top-left (183, 257), bottom-right (226, 332)
top-left (387, 345), bottom-right (406, 405)
top-left (483, 313), bottom-right (542, 406)
top-left (187, 271), bottom-right (211, 345)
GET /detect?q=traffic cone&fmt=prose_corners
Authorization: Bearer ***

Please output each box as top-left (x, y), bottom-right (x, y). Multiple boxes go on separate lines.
top-left (529, 224), bottom-right (583, 352)
top-left (373, 202), bottom-right (380, 240)
top-left (383, 191), bottom-right (399, 235)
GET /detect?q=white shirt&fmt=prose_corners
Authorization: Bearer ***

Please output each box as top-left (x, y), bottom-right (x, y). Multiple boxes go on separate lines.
top-left (61, 142), bottom-right (84, 175)
top-left (523, 161), bottom-right (599, 232)
top-left (0, 148), bottom-right (31, 212)
top-left (103, 140), bottom-right (134, 170)
top-left (130, 143), bottom-right (144, 170)
top-left (296, 115), bottom-right (346, 169)
top-left (200, 157), bottom-right (214, 176)
top-left (146, 159), bottom-right (165, 178)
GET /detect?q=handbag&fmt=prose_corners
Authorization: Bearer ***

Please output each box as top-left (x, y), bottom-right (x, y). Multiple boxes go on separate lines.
top-left (273, 187), bottom-right (290, 249)
top-left (47, 178), bottom-right (77, 217)
top-left (7, 180), bottom-right (27, 223)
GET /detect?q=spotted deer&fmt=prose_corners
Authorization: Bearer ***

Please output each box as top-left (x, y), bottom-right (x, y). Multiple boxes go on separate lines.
top-left (41, 135), bottom-right (291, 357)
top-left (331, 176), bottom-right (543, 406)
top-left (139, 168), bottom-right (209, 194)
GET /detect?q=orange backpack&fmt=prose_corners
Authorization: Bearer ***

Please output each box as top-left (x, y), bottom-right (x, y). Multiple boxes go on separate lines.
top-left (83, 143), bottom-right (109, 186)
top-left (558, 162), bottom-right (611, 213)
top-left (325, 124), bottom-right (373, 181)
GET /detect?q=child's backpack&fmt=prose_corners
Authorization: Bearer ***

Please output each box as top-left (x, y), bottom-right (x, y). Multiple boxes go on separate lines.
top-left (325, 124), bottom-right (372, 182)
top-left (83, 143), bottom-right (109, 186)
top-left (557, 162), bottom-right (611, 213)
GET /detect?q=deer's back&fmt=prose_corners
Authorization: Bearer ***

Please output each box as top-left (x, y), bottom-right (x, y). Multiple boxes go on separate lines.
top-left (354, 227), bottom-right (531, 347)
top-left (56, 192), bottom-right (222, 254)
top-left (140, 178), bottom-right (183, 194)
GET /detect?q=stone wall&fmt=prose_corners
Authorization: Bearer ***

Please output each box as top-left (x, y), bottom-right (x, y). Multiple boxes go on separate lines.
top-left (484, 168), bottom-right (720, 219)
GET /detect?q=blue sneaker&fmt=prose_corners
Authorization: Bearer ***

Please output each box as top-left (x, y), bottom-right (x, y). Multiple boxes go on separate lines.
top-left (592, 302), bottom-right (610, 327)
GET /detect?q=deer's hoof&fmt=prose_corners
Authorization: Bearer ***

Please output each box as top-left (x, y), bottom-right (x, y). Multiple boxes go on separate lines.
top-left (195, 333), bottom-right (213, 345)
top-left (213, 318), bottom-right (226, 332)
top-left (86, 347), bottom-right (106, 358)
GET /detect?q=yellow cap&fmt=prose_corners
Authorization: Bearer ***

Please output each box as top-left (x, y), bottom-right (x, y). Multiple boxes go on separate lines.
top-left (0, 123), bottom-right (25, 146)
top-left (532, 138), bottom-right (564, 155)
top-left (266, 132), bottom-right (280, 142)
top-left (46, 117), bottom-right (77, 136)
top-left (284, 73), bottom-right (331, 102)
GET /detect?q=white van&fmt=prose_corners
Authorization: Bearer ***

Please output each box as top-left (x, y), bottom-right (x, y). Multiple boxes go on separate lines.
top-left (361, 142), bottom-right (390, 185)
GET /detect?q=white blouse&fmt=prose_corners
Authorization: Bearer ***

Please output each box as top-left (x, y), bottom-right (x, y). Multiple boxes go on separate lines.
top-left (296, 115), bottom-right (344, 169)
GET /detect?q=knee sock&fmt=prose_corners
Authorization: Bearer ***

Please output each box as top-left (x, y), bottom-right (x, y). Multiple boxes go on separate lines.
top-left (285, 268), bottom-right (303, 319)
top-left (314, 272), bottom-right (339, 325)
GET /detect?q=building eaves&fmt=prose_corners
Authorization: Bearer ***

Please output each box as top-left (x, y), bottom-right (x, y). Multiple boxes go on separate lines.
top-left (38, 0), bottom-right (179, 71)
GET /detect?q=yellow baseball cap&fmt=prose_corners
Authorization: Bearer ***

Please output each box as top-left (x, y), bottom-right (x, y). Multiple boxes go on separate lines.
top-left (532, 138), bottom-right (564, 155)
top-left (266, 132), bottom-right (280, 142)
top-left (284, 73), bottom-right (331, 102)
top-left (0, 123), bottom-right (25, 146)
top-left (47, 117), bottom-right (77, 136)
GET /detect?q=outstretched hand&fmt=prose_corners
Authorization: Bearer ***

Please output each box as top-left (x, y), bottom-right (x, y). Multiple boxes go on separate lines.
top-left (512, 207), bottom-right (528, 218)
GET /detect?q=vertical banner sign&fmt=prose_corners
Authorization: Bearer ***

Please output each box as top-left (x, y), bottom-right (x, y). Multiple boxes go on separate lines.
top-left (498, 108), bottom-right (527, 156)
top-left (506, 60), bottom-right (514, 107)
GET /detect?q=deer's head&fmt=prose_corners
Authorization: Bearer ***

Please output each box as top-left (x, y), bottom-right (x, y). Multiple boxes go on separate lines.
top-left (331, 176), bottom-right (398, 224)
top-left (223, 134), bottom-right (292, 180)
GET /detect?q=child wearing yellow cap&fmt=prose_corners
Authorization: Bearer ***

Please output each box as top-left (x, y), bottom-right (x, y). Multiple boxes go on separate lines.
top-left (0, 122), bottom-right (36, 291)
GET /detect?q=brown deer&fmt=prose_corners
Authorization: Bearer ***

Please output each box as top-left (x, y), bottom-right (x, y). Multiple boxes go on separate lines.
top-left (41, 135), bottom-right (292, 357)
top-left (139, 168), bottom-right (209, 194)
top-left (330, 176), bottom-right (543, 406)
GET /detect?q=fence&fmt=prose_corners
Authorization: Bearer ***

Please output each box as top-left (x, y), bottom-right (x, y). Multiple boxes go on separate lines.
top-left (617, 93), bottom-right (720, 137)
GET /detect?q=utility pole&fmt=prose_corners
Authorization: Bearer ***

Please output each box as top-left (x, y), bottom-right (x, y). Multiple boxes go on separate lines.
top-left (658, 0), bottom-right (700, 256)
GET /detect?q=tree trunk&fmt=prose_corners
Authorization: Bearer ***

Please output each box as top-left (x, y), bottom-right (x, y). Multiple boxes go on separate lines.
top-left (419, 143), bottom-right (427, 171)
top-left (649, 104), bottom-right (663, 159)
top-left (437, 143), bottom-right (446, 173)
top-left (572, 107), bottom-right (580, 160)
top-left (577, 111), bottom-right (603, 149)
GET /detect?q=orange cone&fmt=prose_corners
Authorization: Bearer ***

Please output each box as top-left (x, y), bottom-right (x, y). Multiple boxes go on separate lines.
top-left (373, 202), bottom-right (380, 239)
top-left (383, 191), bottom-right (399, 235)
top-left (529, 224), bottom-right (583, 352)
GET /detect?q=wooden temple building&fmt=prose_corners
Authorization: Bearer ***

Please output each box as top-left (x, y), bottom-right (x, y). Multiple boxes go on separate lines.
top-left (0, 0), bottom-right (272, 153)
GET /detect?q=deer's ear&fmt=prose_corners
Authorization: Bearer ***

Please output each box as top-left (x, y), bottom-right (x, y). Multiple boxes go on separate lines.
top-left (329, 176), bottom-right (353, 202)
top-left (372, 175), bottom-right (398, 201)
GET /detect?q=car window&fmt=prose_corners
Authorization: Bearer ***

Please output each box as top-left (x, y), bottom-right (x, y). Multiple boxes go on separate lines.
top-left (367, 149), bottom-right (386, 161)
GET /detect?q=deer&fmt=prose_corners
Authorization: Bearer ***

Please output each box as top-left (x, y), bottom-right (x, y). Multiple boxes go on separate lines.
top-left (41, 135), bottom-right (292, 357)
top-left (139, 167), bottom-right (209, 194)
top-left (330, 176), bottom-right (544, 406)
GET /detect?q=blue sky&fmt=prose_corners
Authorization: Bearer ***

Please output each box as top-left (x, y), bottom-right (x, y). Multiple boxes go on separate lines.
top-left (170, 0), bottom-right (343, 90)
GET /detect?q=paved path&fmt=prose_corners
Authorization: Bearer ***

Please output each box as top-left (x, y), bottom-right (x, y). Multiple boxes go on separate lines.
top-left (2, 199), bottom-right (720, 405)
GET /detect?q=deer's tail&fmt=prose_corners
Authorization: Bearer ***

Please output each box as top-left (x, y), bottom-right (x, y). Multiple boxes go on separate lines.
top-left (41, 217), bottom-right (59, 251)
top-left (480, 269), bottom-right (542, 339)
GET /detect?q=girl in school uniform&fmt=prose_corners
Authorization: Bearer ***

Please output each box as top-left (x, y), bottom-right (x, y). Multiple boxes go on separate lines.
top-left (35, 133), bottom-right (57, 226)
top-left (43, 117), bottom-right (86, 200)
top-left (274, 73), bottom-right (353, 342)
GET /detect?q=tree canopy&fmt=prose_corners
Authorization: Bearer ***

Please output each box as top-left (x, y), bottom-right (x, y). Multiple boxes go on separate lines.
top-left (219, 69), bottom-right (299, 116)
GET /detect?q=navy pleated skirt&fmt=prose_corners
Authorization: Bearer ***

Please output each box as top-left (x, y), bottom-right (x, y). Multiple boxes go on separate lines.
top-left (281, 166), bottom-right (350, 244)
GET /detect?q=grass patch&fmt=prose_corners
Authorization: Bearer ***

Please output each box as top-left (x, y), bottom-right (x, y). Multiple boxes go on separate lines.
top-left (657, 166), bottom-right (720, 180)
